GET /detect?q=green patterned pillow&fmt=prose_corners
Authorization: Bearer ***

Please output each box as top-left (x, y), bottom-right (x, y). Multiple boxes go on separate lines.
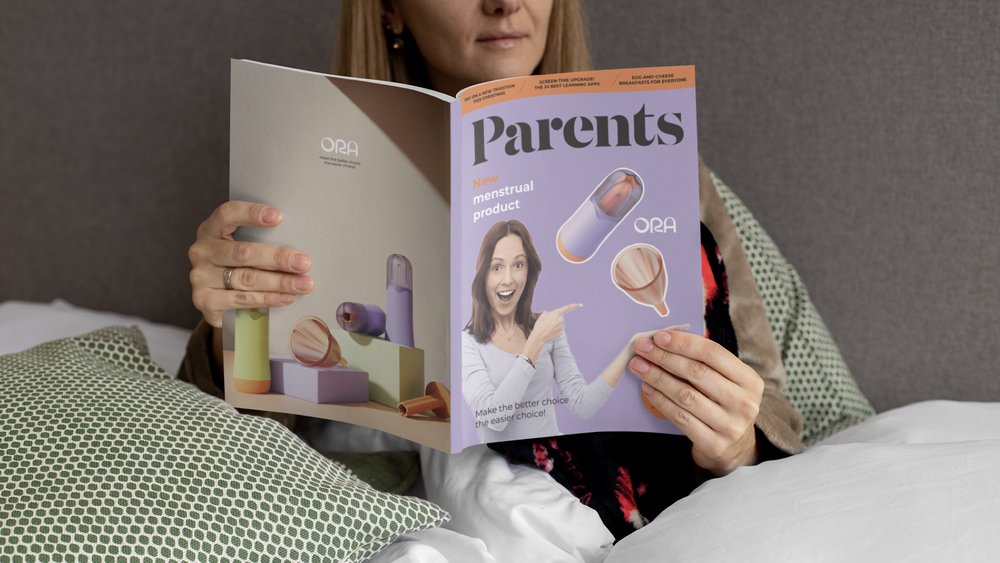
top-left (713, 174), bottom-right (876, 443)
top-left (0, 326), bottom-right (447, 561)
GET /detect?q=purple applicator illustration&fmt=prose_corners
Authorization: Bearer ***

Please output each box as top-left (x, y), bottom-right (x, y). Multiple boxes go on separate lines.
top-left (336, 302), bottom-right (386, 337)
top-left (386, 254), bottom-right (415, 347)
top-left (556, 167), bottom-right (644, 263)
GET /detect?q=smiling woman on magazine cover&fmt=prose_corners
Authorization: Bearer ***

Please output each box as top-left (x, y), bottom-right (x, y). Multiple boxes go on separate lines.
top-left (180, 0), bottom-right (805, 540)
top-left (462, 219), bottom-right (647, 442)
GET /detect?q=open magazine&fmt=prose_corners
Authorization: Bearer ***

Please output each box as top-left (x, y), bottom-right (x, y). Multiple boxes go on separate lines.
top-left (225, 59), bottom-right (702, 453)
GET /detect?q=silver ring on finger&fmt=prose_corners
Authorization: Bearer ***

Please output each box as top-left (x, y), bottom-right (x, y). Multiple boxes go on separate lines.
top-left (223, 267), bottom-right (235, 290)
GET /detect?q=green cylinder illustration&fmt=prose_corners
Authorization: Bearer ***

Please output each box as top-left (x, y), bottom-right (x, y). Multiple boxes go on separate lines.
top-left (234, 307), bottom-right (271, 393)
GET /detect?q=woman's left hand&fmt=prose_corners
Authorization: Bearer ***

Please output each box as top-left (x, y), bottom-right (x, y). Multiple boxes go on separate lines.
top-left (629, 330), bottom-right (764, 476)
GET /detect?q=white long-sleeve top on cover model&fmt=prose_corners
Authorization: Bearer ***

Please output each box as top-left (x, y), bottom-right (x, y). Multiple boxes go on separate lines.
top-left (462, 329), bottom-right (614, 442)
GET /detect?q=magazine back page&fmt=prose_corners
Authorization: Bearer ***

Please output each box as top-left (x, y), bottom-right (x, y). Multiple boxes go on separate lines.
top-left (226, 60), bottom-right (452, 450)
top-left (452, 66), bottom-right (702, 451)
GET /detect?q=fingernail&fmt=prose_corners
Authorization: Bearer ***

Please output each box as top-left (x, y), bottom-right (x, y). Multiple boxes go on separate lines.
top-left (292, 254), bottom-right (312, 272)
top-left (655, 331), bottom-right (672, 347)
top-left (262, 207), bottom-right (281, 224)
top-left (293, 275), bottom-right (314, 292)
top-left (631, 357), bottom-right (649, 374)
top-left (277, 294), bottom-right (295, 305)
top-left (642, 383), bottom-right (653, 395)
top-left (635, 338), bottom-right (654, 353)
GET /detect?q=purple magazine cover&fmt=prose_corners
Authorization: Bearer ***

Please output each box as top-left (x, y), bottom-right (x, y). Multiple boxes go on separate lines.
top-left (450, 67), bottom-right (702, 451)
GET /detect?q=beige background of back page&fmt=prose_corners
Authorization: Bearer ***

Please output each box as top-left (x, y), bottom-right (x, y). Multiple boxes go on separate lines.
top-left (229, 61), bottom-right (451, 383)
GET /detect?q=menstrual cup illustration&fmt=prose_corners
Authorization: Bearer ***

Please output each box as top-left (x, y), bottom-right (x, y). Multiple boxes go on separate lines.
top-left (234, 307), bottom-right (271, 393)
top-left (557, 168), bottom-right (644, 263)
top-left (289, 316), bottom-right (345, 368)
top-left (336, 302), bottom-right (386, 337)
top-left (611, 244), bottom-right (669, 316)
top-left (386, 254), bottom-right (415, 347)
top-left (397, 382), bottom-right (451, 419)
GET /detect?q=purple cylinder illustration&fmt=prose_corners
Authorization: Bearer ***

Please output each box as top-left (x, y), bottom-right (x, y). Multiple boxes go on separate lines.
top-left (386, 254), bottom-right (415, 347)
top-left (556, 168), bottom-right (644, 263)
top-left (336, 302), bottom-right (386, 337)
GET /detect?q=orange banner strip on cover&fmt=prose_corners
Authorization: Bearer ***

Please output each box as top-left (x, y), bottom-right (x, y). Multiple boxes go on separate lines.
top-left (459, 66), bottom-right (695, 116)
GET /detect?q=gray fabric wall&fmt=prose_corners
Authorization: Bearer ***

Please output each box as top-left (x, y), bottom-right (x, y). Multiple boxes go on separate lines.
top-left (604, 1), bottom-right (1000, 412)
top-left (1, 1), bottom-right (997, 411)
top-left (0, 1), bottom-right (337, 325)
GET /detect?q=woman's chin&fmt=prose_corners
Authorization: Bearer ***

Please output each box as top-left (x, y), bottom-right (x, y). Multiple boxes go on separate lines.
top-left (470, 58), bottom-right (541, 83)
top-left (490, 303), bottom-right (517, 319)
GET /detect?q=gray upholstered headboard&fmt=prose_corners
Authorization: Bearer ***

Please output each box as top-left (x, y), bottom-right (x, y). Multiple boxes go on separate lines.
top-left (2, 0), bottom-right (997, 412)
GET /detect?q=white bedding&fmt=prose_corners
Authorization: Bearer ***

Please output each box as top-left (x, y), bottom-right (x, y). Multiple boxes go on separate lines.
top-left (4, 300), bottom-right (998, 562)
top-left (0, 299), bottom-right (191, 375)
top-left (419, 445), bottom-right (613, 563)
top-left (606, 401), bottom-right (1000, 563)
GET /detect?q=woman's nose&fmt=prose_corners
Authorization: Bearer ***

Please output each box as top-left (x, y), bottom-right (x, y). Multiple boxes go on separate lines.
top-left (482, 0), bottom-right (521, 16)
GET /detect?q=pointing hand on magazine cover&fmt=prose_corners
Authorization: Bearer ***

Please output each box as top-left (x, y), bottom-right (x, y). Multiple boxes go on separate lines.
top-left (520, 302), bottom-right (582, 363)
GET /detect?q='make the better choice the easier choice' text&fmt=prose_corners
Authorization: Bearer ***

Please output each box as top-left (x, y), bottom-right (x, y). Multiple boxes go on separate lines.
top-left (474, 397), bottom-right (569, 429)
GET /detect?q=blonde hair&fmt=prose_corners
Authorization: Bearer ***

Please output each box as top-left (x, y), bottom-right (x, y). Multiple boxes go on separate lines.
top-left (333, 0), bottom-right (592, 85)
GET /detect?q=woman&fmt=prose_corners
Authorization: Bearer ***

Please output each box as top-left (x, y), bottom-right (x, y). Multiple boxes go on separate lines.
top-left (182, 0), bottom-right (803, 540)
top-left (463, 220), bottom-right (647, 442)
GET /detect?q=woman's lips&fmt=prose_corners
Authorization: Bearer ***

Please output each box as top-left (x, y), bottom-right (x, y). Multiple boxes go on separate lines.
top-left (497, 289), bottom-right (516, 302)
top-left (477, 34), bottom-right (527, 49)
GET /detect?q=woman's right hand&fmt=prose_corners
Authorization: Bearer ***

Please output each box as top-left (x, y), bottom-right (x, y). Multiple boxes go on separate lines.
top-left (598, 326), bottom-right (689, 388)
top-left (188, 200), bottom-right (314, 327)
top-left (522, 303), bottom-right (582, 362)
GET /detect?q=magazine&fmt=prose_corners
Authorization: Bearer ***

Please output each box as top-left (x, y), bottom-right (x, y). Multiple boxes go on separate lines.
top-left (225, 59), bottom-right (703, 453)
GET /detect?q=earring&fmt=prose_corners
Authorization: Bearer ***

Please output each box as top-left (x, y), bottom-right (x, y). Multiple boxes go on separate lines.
top-left (384, 24), bottom-right (405, 52)
top-left (391, 33), bottom-right (404, 51)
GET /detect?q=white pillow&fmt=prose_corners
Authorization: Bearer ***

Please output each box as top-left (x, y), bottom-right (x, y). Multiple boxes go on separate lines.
top-left (606, 401), bottom-right (1000, 562)
top-left (818, 400), bottom-right (1000, 445)
top-left (363, 528), bottom-right (496, 563)
top-left (420, 445), bottom-right (613, 563)
top-left (0, 299), bottom-right (191, 375)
